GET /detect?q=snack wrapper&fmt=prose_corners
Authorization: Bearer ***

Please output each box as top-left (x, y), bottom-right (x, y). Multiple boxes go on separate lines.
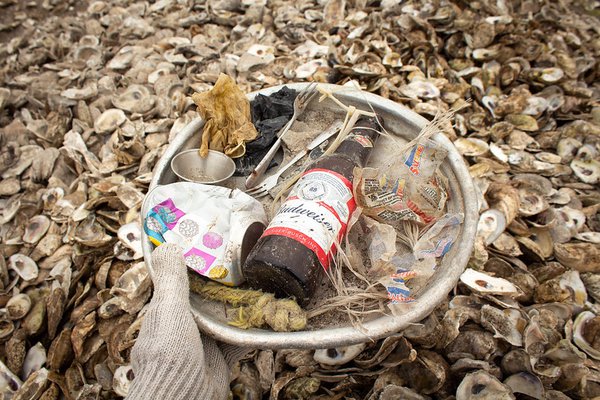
top-left (142, 182), bottom-right (267, 286)
top-left (401, 139), bottom-right (447, 180)
top-left (382, 268), bottom-right (417, 304)
top-left (355, 139), bottom-right (448, 226)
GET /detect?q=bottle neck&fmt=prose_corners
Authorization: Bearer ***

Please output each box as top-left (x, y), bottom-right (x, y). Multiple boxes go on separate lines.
top-left (334, 117), bottom-right (381, 167)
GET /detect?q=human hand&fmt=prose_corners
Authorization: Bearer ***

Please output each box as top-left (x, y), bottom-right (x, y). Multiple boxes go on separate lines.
top-left (126, 244), bottom-right (229, 400)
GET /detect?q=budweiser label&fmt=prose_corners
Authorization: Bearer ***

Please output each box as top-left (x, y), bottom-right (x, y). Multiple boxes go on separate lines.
top-left (262, 168), bottom-right (356, 268)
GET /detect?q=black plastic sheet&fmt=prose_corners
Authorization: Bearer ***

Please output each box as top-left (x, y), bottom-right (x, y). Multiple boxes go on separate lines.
top-left (234, 87), bottom-right (297, 176)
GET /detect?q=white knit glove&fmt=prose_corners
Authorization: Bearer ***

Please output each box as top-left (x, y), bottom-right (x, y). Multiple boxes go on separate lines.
top-left (126, 244), bottom-right (230, 400)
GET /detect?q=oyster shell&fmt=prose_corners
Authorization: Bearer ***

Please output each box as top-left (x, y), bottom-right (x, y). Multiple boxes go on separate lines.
top-left (454, 138), bottom-right (489, 157)
top-left (575, 231), bottom-right (600, 244)
top-left (544, 337), bottom-right (587, 365)
top-left (7, 293), bottom-right (32, 320)
top-left (94, 109), bottom-right (127, 134)
top-left (22, 342), bottom-right (46, 381)
top-left (12, 368), bottom-right (49, 400)
top-left (571, 159), bottom-right (600, 184)
top-left (314, 343), bottom-right (366, 366)
top-left (456, 370), bottom-right (515, 400)
top-left (397, 350), bottom-right (448, 395)
top-left (446, 330), bottom-right (497, 362)
top-left (0, 359), bottom-right (22, 397)
top-left (22, 215), bottom-right (50, 244)
top-left (0, 178), bottom-right (21, 196)
top-left (501, 349), bottom-right (533, 376)
top-left (116, 222), bottom-right (144, 260)
top-left (555, 242), bottom-right (600, 272)
top-left (61, 84), bottom-right (98, 101)
top-left (283, 377), bottom-right (320, 399)
top-left (486, 183), bottom-right (520, 224)
top-left (400, 80), bottom-right (440, 100)
top-left (112, 85), bottom-right (155, 114)
top-left (573, 311), bottom-right (600, 360)
top-left (517, 189), bottom-right (549, 217)
top-left (581, 273), bottom-right (600, 303)
top-left (480, 305), bottom-right (525, 347)
top-left (460, 269), bottom-right (519, 296)
top-left (504, 372), bottom-right (544, 400)
top-left (353, 335), bottom-right (413, 368)
top-left (46, 329), bottom-right (74, 371)
top-left (368, 385), bottom-right (426, 400)
top-left (0, 320), bottom-right (15, 340)
top-left (112, 365), bottom-right (134, 397)
top-left (6, 330), bottom-right (27, 382)
top-left (8, 254), bottom-right (38, 281)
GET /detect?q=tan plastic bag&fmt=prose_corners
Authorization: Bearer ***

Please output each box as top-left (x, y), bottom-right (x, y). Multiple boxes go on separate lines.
top-left (192, 73), bottom-right (258, 158)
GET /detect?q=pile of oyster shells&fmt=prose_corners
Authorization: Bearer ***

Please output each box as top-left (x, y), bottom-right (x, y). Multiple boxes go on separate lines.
top-left (1, 0), bottom-right (599, 398)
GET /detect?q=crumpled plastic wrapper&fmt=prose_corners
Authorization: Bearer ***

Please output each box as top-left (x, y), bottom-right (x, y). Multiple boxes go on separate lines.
top-left (142, 182), bottom-right (267, 286)
top-left (192, 73), bottom-right (258, 158)
top-left (363, 216), bottom-right (397, 279)
top-left (355, 139), bottom-right (449, 226)
top-left (386, 214), bottom-right (463, 314)
top-left (413, 213), bottom-right (463, 260)
top-left (357, 213), bottom-right (463, 314)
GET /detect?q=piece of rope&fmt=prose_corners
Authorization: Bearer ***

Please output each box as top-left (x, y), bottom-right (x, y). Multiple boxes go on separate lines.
top-left (189, 275), bottom-right (307, 332)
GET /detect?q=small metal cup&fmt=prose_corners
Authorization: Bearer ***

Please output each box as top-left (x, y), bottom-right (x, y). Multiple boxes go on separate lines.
top-left (171, 149), bottom-right (236, 185)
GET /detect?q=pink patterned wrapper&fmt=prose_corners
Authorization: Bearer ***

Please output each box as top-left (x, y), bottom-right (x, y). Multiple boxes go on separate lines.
top-left (183, 247), bottom-right (216, 274)
top-left (152, 199), bottom-right (185, 230)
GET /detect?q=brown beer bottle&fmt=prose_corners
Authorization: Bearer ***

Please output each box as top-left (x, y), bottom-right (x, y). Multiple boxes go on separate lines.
top-left (243, 116), bottom-right (382, 306)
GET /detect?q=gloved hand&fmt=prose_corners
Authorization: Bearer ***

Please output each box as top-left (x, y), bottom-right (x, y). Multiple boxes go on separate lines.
top-left (126, 244), bottom-right (230, 400)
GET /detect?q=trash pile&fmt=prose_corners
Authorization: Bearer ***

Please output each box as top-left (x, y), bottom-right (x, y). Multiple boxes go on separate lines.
top-left (0, 0), bottom-right (599, 398)
top-left (143, 78), bottom-right (463, 329)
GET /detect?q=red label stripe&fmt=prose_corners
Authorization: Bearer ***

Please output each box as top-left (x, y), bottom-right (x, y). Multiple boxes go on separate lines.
top-left (346, 197), bottom-right (357, 214)
top-left (263, 226), bottom-right (331, 270)
top-left (317, 201), bottom-right (345, 226)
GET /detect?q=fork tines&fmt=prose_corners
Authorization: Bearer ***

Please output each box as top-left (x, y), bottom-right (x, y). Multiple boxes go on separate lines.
top-left (245, 186), bottom-right (268, 198)
top-left (298, 82), bottom-right (319, 103)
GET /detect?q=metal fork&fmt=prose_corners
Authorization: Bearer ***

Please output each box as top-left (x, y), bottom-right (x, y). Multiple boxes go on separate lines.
top-left (245, 119), bottom-right (343, 198)
top-left (245, 150), bottom-right (306, 198)
top-left (245, 83), bottom-right (320, 189)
